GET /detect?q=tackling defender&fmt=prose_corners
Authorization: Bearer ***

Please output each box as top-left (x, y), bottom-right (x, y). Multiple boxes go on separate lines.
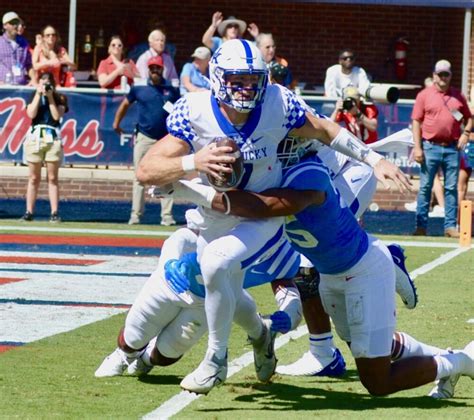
top-left (176, 152), bottom-right (474, 397)
top-left (137, 39), bottom-right (410, 394)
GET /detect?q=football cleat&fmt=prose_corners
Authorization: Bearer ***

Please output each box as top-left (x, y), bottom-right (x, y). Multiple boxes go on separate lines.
top-left (276, 349), bottom-right (346, 377)
top-left (127, 355), bottom-right (153, 377)
top-left (387, 244), bottom-right (418, 309)
top-left (429, 374), bottom-right (461, 399)
top-left (180, 352), bottom-right (228, 394)
top-left (95, 348), bottom-right (133, 378)
top-left (248, 318), bottom-right (277, 382)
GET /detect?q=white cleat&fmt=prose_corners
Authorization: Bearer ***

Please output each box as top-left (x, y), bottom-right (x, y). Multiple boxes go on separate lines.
top-left (249, 318), bottom-right (277, 382)
top-left (429, 374), bottom-right (461, 399)
top-left (388, 244), bottom-right (418, 309)
top-left (95, 348), bottom-right (132, 378)
top-left (180, 352), bottom-right (228, 394)
top-left (276, 349), bottom-right (346, 377)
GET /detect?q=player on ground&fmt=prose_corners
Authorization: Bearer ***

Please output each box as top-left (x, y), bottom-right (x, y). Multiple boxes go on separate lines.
top-left (137, 39), bottom-right (411, 394)
top-left (275, 136), bottom-right (417, 377)
top-left (173, 152), bottom-right (474, 397)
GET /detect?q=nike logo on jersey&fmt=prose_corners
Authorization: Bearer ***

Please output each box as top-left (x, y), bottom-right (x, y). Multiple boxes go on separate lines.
top-left (248, 135), bottom-right (264, 144)
top-left (345, 276), bottom-right (355, 281)
top-left (351, 177), bottom-right (362, 183)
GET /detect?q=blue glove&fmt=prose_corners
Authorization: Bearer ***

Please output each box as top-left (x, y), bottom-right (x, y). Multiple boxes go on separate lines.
top-left (164, 259), bottom-right (190, 294)
top-left (164, 252), bottom-right (201, 294)
top-left (270, 310), bottom-right (292, 334)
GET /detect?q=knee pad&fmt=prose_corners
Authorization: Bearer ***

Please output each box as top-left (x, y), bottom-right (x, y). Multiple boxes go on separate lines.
top-left (293, 267), bottom-right (321, 301)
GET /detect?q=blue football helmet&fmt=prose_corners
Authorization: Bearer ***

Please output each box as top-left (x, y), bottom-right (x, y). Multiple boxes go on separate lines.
top-left (210, 39), bottom-right (268, 113)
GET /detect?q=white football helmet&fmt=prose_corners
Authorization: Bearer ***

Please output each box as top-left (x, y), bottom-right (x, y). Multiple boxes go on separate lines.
top-left (210, 39), bottom-right (268, 113)
top-left (277, 137), bottom-right (321, 168)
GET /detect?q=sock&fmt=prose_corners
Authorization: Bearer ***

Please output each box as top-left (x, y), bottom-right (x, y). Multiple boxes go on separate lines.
top-left (119, 348), bottom-right (140, 363)
top-left (309, 333), bottom-right (336, 358)
top-left (141, 339), bottom-right (156, 367)
top-left (434, 352), bottom-right (464, 380)
top-left (392, 332), bottom-right (449, 361)
top-left (234, 290), bottom-right (263, 340)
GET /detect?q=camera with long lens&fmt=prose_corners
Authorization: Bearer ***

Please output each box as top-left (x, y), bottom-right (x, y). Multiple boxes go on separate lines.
top-left (342, 97), bottom-right (356, 111)
top-left (44, 83), bottom-right (53, 92)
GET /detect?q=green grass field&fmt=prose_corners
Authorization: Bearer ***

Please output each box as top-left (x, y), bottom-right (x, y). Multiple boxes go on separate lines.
top-left (0, 224), bottom-right (473, 419)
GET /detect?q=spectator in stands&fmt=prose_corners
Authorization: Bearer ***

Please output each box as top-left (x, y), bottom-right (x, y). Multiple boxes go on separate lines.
top-left (324, 48), bottom-right (371, 98)
top-left (412, 60), bottom-right (472, 238)
top-left (32, 25), bottom-right (76, 87)
top-left (256, 33), bottom-right (293, 89)
top-left (0, 11), bottom-right (33, 84)
top-left (97, 35), bottom-right (139, 89)
top-left (202, 11), bottom-right (259, 53)
top-left (113, 56), bottom-right (180, 226)
top-left (179, 46), bottom-right (211, 95)
top-left (330, 86), bottom-right (378, 144)
top-left (22, 72), bottom-right (68, 222)
top-left (136, 29), bottom-right (178, 83)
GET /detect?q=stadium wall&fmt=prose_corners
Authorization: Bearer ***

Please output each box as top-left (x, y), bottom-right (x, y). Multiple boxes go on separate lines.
top-left (3, 1), bottom-right (472, 94)
top-left (1, 167), bottom-right (473, 211)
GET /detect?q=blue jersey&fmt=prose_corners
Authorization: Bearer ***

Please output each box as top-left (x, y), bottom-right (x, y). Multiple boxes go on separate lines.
top-left (282, 154), bottom-right (368, 274)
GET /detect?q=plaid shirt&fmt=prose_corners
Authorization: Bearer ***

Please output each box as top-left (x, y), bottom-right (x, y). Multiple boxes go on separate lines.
top-left (0, 33), bottom-right (32, 84)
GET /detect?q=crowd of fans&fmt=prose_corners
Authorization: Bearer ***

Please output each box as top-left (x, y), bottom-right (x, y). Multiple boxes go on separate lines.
top-left (1, 10), bottom-right (472, 233)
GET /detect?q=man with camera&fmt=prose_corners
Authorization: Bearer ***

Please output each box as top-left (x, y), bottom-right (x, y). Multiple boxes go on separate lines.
top-left (330, 86), bottom-right (378, 144)
top-left (22, 72), bottom-right (68, 222)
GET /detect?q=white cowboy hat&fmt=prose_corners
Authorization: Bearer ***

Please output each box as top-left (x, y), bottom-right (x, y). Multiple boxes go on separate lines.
top-left (217, 16), bottom-right (247, 36)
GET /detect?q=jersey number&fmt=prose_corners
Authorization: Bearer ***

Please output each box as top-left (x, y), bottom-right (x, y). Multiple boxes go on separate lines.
top-left (285, 215), bottom-right (319, 248)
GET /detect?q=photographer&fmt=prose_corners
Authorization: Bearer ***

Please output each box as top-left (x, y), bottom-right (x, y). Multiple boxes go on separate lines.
top-left (330, 86), bottom-right (378, 144)
top-left (22, 72), bottom-right (68, 222)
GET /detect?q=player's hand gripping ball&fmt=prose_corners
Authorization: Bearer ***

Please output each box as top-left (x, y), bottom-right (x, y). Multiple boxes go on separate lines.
top-left (207, 138), bottom-right (244, 191)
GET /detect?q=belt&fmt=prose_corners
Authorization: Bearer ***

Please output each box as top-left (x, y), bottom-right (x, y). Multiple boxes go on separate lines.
top-left (425, 140), bottom-right (456, 147)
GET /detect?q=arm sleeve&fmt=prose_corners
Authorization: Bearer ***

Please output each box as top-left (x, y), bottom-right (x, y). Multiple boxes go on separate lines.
top-left (411, 90), bottom-right (426, 121)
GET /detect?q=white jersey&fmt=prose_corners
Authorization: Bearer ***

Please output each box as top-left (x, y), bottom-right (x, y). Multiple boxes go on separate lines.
top-left (167, 84), bottom-right (306, 194)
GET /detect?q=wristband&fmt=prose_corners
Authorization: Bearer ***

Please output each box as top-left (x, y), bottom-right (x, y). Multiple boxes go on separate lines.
top-left (181, 154), bottom-right (195, 172)
top-left (222, 192), bottom-right (231, 215)
top-left (365, 150), bottom-right (383, 167)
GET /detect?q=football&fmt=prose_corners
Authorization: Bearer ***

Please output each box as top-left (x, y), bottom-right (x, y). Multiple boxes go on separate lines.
top-left (207, 138), bottom-right (244, 191)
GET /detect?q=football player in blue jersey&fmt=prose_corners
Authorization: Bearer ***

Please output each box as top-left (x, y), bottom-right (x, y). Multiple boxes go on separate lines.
top-left (179, 153), bottom-right (474, 398)
top-left (137, 38), bottom-right (411, 394)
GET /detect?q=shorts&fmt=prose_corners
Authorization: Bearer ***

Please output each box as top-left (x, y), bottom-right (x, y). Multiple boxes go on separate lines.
top-left (319, 236), bottom-right (396, 359)
top-left (24, 126), bottom-right (63, 163)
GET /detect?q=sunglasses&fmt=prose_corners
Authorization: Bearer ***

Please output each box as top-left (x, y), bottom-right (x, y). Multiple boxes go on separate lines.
top-left (340, 56), bottom-right (355, 61)
top-left (8, 19), bottom-right (20, 26)
top-left (437, 72), bottom-right (451, 77)
top-left (227, 23), bottom-right (240, 29)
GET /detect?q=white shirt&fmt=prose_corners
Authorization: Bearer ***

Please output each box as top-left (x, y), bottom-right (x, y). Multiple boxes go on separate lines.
top-left (136, 48), bottom-right (178, 82)
top-left (324, 64), bottom-right (371, 98)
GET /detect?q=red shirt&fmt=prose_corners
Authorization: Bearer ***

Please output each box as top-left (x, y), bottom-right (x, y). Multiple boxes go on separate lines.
top-left (336, 104), bottom-right (379, 144)
top-left (412, 85), bottom-right (471, 143)
top-left (97, 56), bottom-right (137, 89)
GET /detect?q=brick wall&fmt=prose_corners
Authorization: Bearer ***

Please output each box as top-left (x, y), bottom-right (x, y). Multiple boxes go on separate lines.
top-left (2, 174), bottom-right (473, 211)
top-left (4, 1), bottom-right (471, 91)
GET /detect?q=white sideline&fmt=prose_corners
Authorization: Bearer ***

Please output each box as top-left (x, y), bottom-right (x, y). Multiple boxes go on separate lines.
top-left (143, 325), bottom-right (309, 420)
top-left (1, 226), bottom-right (472, 248)
top-left (143, 245), bottom-right (471, 419)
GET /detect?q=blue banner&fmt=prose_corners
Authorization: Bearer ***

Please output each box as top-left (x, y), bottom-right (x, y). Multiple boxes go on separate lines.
top-left (0, 86), bottom-right (138, 165)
